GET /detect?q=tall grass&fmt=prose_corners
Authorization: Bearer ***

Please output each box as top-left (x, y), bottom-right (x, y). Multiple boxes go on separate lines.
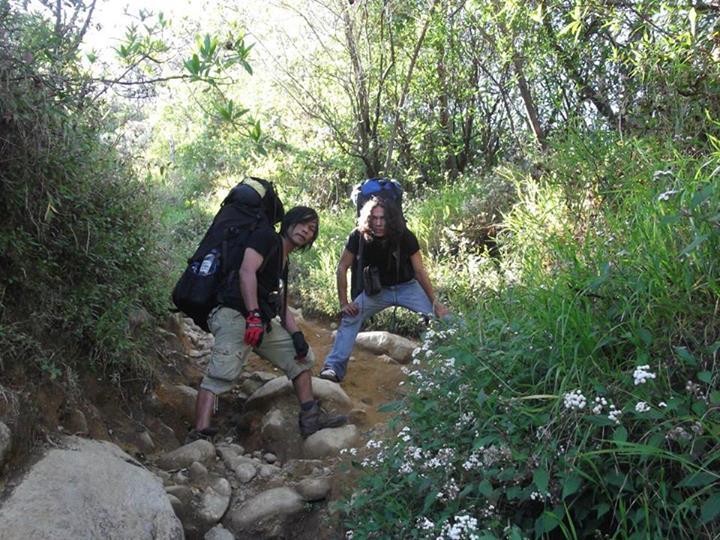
top-left (339, 135), bottom-right (720, 539)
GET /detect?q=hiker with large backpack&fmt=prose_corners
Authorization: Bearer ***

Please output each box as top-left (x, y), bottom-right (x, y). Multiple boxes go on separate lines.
top-left (319, 178), bottom-right (450, 384)
top-left (178, 179), bottom-right (346, 442)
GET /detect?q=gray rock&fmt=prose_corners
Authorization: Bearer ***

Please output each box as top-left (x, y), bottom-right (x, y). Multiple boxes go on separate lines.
top-left (245, 377), bottom-right (352, 412)
top-left (303, 425), bottom-right (360, 459)
top-left (263, 452), bottom-right (277, 464)
top-left (282, 459), bottom-right (325, 478)
top-left (216, 444), bottom-right (240, 467)
top-left (296, 477), bottom-right (331, 501)
top-left (0, 436), bottom-right (182, 539)
top-left (157, 439), bottom-right (215, 470)
top-left (355, 330), bottom-right (418, 363)
top-left (196, 478), bottom-right (231, 525)
top-left (165, 485), bottom-right (193, 505)
top-left (172, 471), bottom-right (189, 485)
top-left (205, 524), bottom-right (235, 540)
top-left (189, 461), bottom-right (209, 484)
top-left (234, 462), bottom-right (256, 483)
top-left (227, 487), bottom-right (304, 534)
top-left (166, 494), bottom-right (184, 517)
top-left (0, 422), bottom-right (11, 467)
top-left (260, 408), bottom-right (289, 441)
top-left (136, 430), bottom-right (156, 453)
top-left (258, 464), bottom-right (282, 479)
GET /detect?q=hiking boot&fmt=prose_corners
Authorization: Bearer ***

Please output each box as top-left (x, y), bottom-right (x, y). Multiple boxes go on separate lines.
top-left (319, 367), bottom-right (339, 383)
top-left (184, 426), bottom-right (218, 445)
top-left (299, 401), bottom-right (347, 438)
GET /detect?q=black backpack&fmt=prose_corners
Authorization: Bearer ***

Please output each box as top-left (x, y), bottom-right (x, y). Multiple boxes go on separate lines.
top-left (171, 177), bottom-right (284, 331)
top-left (349, 178), bottom-right (405, 300)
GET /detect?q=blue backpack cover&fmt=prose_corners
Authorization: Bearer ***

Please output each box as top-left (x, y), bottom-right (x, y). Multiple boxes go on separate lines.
top-left (350, 177), bottom-right (403, 216)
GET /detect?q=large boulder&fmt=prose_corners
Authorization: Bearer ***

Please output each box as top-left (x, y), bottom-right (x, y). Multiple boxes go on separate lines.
top-left (155, 383), bottom-right (198, 422)
top-left (0, 436), bottom-right (182, 540)
top-left (355, 331), bottom-right (418, 363)
top-left (226, 487), bottom-right (304, 537)
top-left (245, 376), bottom-right (352, 412)
top-left (0, 422), bottom-right (11, 468)
top-left (156, 439), bottom-right (216, 470)
top-left (303, 425), bottom-right (360, 459)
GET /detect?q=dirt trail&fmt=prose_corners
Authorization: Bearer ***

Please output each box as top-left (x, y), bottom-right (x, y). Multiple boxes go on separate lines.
top-left (245, 316), bottom-right (408, 428)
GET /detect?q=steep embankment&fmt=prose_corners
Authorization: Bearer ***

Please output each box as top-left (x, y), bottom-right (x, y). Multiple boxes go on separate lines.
top-left (0, 311), bottom-right (413, 539)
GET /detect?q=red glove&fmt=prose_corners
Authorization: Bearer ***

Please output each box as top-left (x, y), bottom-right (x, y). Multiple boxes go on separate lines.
top-left (244, 309), bottom-right (265, 347)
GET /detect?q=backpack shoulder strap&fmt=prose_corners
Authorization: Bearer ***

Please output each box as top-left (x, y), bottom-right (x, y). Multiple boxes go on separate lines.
top-left (355, 232), bottom-right (365, 298)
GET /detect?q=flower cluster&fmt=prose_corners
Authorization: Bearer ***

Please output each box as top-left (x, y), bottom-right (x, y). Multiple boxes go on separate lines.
top-left (437, 477), bottom-right (460, 502)
top-left (438, 513), bottom-right (479, 540)
top-left (608, 405), bottom-right (622, 424)
top-left (563, 390), bottom-right (587, 410)
top-left (633, 365), bottom-right (656, 385)
top-left (592, 396), bottom-right (608, 415)
top-left (635, 401), bottom-right (650, 413)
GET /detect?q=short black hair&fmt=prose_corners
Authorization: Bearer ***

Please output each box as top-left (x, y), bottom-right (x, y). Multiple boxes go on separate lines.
top-left (280, 206), bottom-right (319, 250)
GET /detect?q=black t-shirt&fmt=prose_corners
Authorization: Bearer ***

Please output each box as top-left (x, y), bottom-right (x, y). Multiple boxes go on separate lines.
top-left (346, 228), bottom-right (419, 286)
top-left (218, 225), bottom-right (284, 318)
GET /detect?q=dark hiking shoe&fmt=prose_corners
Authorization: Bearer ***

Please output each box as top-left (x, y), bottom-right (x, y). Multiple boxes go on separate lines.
top-left (299, 401), bottom-right (347, 438)
top-left (319, 367), bottom-right (340, 383)
top-left (184, 427), bottom-right (218, 445)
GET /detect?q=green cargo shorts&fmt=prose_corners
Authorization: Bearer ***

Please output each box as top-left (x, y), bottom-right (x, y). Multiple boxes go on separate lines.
top-left (200, 306), bottom-right (314, 395)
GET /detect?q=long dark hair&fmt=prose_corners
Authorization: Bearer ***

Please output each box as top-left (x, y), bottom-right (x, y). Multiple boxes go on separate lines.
top-left (280, 206), bottom-right (319, 251)
top-left (357, 197), bottom-right (404, 243)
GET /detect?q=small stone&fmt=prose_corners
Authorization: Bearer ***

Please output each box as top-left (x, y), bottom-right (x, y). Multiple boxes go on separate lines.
top-left (258, 464), bottom-right (281, 479)
top-left (348, 408), bottom-right (368, 425)
top-left (296, 477), bottom-right (331, 501)
top-left (235, 463), bottom-right (256, 483)
top-left (263, 452), bottom-right (277, 464)
top-left (172, 471), bottom-right (189, 485)
top-left (252, 450), bottom-right (262, 459)
top-left (189, 461), bottom-right (209, 484)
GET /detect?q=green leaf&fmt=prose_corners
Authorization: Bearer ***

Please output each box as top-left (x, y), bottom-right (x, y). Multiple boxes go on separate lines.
top-left (421, 489), bottom-right (436, 513)
top-left (697, 371), bottom-right (713, 383)
top-left (613, 426), bottom-right (628, 443)
top-left (477, 479), bottom-right (494, 497)
top-left (675, 346), bottom-right (697, 366)
top-left (637, 327), bottom-right (653, 346)
top-left (681, 234), bottom-right (709, 256)
top-left (535, 509), bottom-right (561, 535)
top-left (561, 474), bottom-right (582, 499)
top-left (690, 183), bottom-right (714, 209)
top-left (596, 502), bottom-right (611, 518)
top-left (692, 400), bottom-right (708, 415)
top-left (701, 493), bottom-right (720, 524)
top-left (533, 467), bottom-right (549, 493)
top-left (677, 472), bottom-right (717, 488)
top-left (377, 400), bottom-right (403, 413)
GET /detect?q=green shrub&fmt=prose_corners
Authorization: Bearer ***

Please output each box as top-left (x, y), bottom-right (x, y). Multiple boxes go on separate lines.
top-left (0, 5), bottom-right (168, 377)
top-left (340, 137), bottom-right (720, 539)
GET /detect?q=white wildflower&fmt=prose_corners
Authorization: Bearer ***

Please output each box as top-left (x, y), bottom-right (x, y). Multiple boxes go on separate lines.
top-left (635, 401), bottom-right (650, 413)
top-left (563, 390), bottom-right (587, 411)
top-left (657, 189), bottom-right (680, 201)
top-left (633, 365), bottom-right (656, 385)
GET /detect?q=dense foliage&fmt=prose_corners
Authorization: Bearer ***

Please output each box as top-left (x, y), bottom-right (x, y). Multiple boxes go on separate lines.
top-left (0, 3), bottom-right (168, 377)
top-left (340, 135), bottom-right (720, 539)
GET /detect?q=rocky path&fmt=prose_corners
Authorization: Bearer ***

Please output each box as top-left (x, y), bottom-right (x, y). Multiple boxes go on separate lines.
top-left (0, 311), bottom-right (417, 540)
